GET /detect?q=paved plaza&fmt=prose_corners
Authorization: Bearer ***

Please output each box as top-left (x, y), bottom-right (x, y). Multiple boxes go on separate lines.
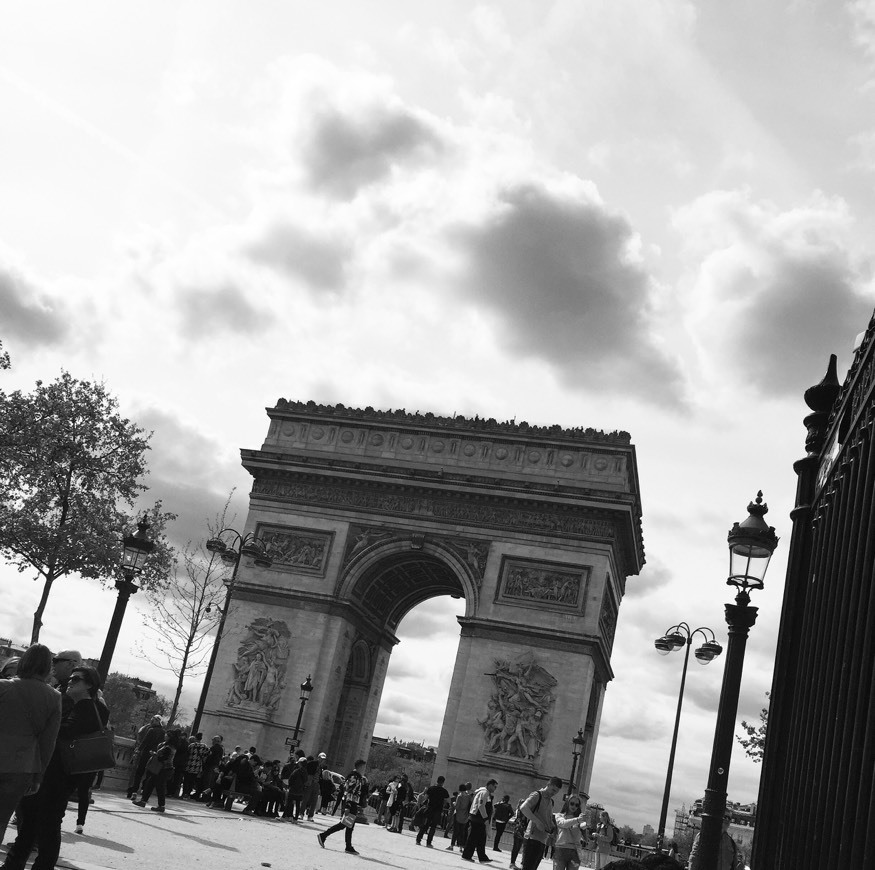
top-left (1, 792), bottom-right (601, 870)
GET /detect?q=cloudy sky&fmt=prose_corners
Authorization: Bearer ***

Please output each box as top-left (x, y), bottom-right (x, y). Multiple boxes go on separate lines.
top-left (2, 0), bottom-right (875, 831)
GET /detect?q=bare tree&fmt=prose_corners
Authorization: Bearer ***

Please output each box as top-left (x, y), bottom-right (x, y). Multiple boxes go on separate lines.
top-left (139, 499), bottom-right (235, 727)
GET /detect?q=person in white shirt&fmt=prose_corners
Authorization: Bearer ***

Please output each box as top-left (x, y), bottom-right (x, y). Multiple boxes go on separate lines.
top-left (462, 778), bottom-right (498, 863)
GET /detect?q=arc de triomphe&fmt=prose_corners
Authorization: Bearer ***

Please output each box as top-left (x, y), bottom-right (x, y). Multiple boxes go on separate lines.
top-left (199, 401), bottom-right (644, 798)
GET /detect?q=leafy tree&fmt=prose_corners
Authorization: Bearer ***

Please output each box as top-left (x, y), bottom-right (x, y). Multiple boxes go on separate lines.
top-left (738, 692), bottom-right (769, 762)
top-left (0, 339), bottom-right (9, 370)
top-left (0, 371), bottom-right (175, 642)
top-left (102, 671), bottom-right (170, 738)
top-left (138, 499), bottom-right (234, 727)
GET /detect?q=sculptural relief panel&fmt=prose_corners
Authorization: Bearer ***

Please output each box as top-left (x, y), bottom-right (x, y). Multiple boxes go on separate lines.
top-left (255, 524), bottom-right (333, 575)
top-left (496, 557), bottom-right (589, 614)
top-left (479, 652), bottom-right (557, 761)
top-left (226, 618), bottom-right (291, 713)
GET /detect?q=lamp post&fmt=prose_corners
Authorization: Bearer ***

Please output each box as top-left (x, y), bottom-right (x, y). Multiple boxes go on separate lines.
top-left (190, 528), bottom-right (273, 735)
top-left (697, 493), bottom-right (778, 869)
top-left (568, 729), bottom-right (586, 796)
top-left (291, 674), bottom-right (314, 748)
top-left (97, 516), bottom-right (154, 683)
top-left (653, 623), bottom-right (722, 852)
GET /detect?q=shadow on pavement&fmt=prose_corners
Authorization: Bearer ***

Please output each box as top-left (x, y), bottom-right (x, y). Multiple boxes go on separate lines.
top-left (120, 813), bottom-right (241, 853)
top-left (60, 832), bottom-right (134, 854)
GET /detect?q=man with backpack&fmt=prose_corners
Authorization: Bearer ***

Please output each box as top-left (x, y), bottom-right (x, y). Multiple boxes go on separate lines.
top-left (519, 776), bottom-right (564, 870)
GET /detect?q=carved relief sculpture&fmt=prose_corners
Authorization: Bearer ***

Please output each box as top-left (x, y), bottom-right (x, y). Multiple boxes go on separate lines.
top-left (499, 559), bottom-right (586, 610)
top-left (226, 618), bottom-right (291, 712)
top-left (479, 652), bottom-right (557, 761)
top-left (257, 526), bottom-right (331, 573)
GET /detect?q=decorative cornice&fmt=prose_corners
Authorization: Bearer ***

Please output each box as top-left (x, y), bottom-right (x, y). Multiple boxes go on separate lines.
top-left (271, 399), bottom-right (631, 445)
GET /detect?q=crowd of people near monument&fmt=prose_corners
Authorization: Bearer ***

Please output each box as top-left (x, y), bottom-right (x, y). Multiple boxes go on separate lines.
top-left (0, 643), bottom-right (735, 870)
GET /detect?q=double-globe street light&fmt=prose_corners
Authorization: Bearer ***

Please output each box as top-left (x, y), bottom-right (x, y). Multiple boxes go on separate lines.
top-left (697, 492), bottom-right (778, 869)
top-left (653, 623), bottom-right (722, 852)
top-left (190, 528), bottom-right (273, 735)
top-left (97, 516), bottom-right (155, 683)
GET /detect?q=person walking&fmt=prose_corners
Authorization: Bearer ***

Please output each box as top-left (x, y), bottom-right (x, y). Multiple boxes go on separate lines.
top-left (508, 799), bottom-right (527, 870)
top-left (448, 782), bottom-right (473, 851)
top-left (127, 715), bottom-right (165, 798)
top-left (688, 815), bottom-right (744, 870)
top-left (133, 731), bottom-right (179, 813)
top-left (0, 645), bottom-right (62, 845)
top-left (519, 776), bottom-right (563, 870)
top-left (492, 794), bottom-right (514, 851)
top-left (553, 794), bottom-right (588, 870)
top-left (416, 775), bottom-right (450, 847)
top-left (317, 758), bottom-right (368, 855)
top-left (2, 665), bottom-right (108, 870)
top-left (462, 778), bottom-right (498, 863)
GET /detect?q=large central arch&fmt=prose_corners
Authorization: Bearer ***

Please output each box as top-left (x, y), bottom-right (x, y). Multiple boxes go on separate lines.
top-left (199, 402), bottom-right (644, 799)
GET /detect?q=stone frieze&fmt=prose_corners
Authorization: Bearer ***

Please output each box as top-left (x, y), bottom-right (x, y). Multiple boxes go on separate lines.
top-left (253, 477), bottom-right (614, 540)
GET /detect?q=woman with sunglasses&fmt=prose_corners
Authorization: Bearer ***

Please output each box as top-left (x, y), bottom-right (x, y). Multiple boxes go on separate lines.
top-left (552, 794), bottom-right (589, 870)
top-left (2, 666), bottom-right (108, 870)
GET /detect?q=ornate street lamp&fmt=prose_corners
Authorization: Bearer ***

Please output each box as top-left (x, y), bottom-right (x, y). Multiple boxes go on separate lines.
top-left (568, 729), bottom-right (587, 796)
top-left (97, 516), bottom-right (155, 682)
top-left (190, 527), bottom-right (273, 734)
top-left (697, 493), bottom-right (778, 868)
top-left (290, 674), bottom-right (314, 748)
top-left (653, 622), bottom-right (722, 852)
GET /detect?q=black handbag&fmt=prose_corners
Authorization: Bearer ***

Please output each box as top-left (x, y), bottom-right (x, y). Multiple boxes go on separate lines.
top-left (58, 701), bottom-right (116, 775)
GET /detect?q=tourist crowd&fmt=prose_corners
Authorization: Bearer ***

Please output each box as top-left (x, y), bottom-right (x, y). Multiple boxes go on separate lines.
top-left (0, 646), bottom-right (731, 870)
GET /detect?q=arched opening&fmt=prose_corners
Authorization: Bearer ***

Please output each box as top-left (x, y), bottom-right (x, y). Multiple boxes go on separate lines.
top-left (374, 595), bottom-right (467, 748)
top-left (327, 545), bottom-right (475, 771)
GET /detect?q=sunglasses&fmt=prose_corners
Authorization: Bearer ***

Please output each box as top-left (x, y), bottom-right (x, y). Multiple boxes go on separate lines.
top-left (68, 675), bottom-right (89, 685)
top-left (52, 657), bottom-right (73, 664)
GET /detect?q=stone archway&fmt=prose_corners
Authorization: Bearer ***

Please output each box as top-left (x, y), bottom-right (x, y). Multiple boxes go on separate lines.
top-left (199, 402), bottom-right (644, 798)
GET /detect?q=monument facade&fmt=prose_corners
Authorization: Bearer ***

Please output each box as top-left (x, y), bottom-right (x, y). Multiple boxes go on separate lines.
top-left (199, 403), bottom-right (644, 798)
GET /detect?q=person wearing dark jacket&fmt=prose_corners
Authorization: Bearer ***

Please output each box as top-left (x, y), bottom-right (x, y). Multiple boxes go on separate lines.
top-left (0, 645), bottom-right (61, 845)
top-left (127, 716), bottom-right (165, 798)
top-left (2, 666), bottom-right (108, 870)
top-left (199, 735), bottom-right (224, 800)
top-left (317, 759), bottom-right (368, 855)
top-left (133, 731), bottom-right (179, 813)
top-left (492, 794), bottom-right (514, 851)
top-left (282, 756), bottom-right (307, 820)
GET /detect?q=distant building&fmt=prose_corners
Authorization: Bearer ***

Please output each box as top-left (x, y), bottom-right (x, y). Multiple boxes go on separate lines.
top-left (0, 638), bottom-right (28, 660)
top-left (674, 798), bottom-right (756, 851)
top-left (642, 824), bottom-right (654, 837)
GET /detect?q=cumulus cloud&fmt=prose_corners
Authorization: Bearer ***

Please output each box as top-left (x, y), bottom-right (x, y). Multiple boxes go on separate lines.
top-left (453, 180), bottom-right (686, 404)
top-left (245, 218), bottom-right (351, 292)
top-left (300, 102), bottom-right (443, 199)
top-left (177, 283), bottom-right (267, 337)
top-left (678, 190), bottom-right (874, 396)
top-left (0, 260), bottom-right (70, 347)
top-left (625, 559), bottom-right (673, 598)
top-left (132, 406), bottom-right (250, 550)
top-left (270, 56), bottom-right (444, 200)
